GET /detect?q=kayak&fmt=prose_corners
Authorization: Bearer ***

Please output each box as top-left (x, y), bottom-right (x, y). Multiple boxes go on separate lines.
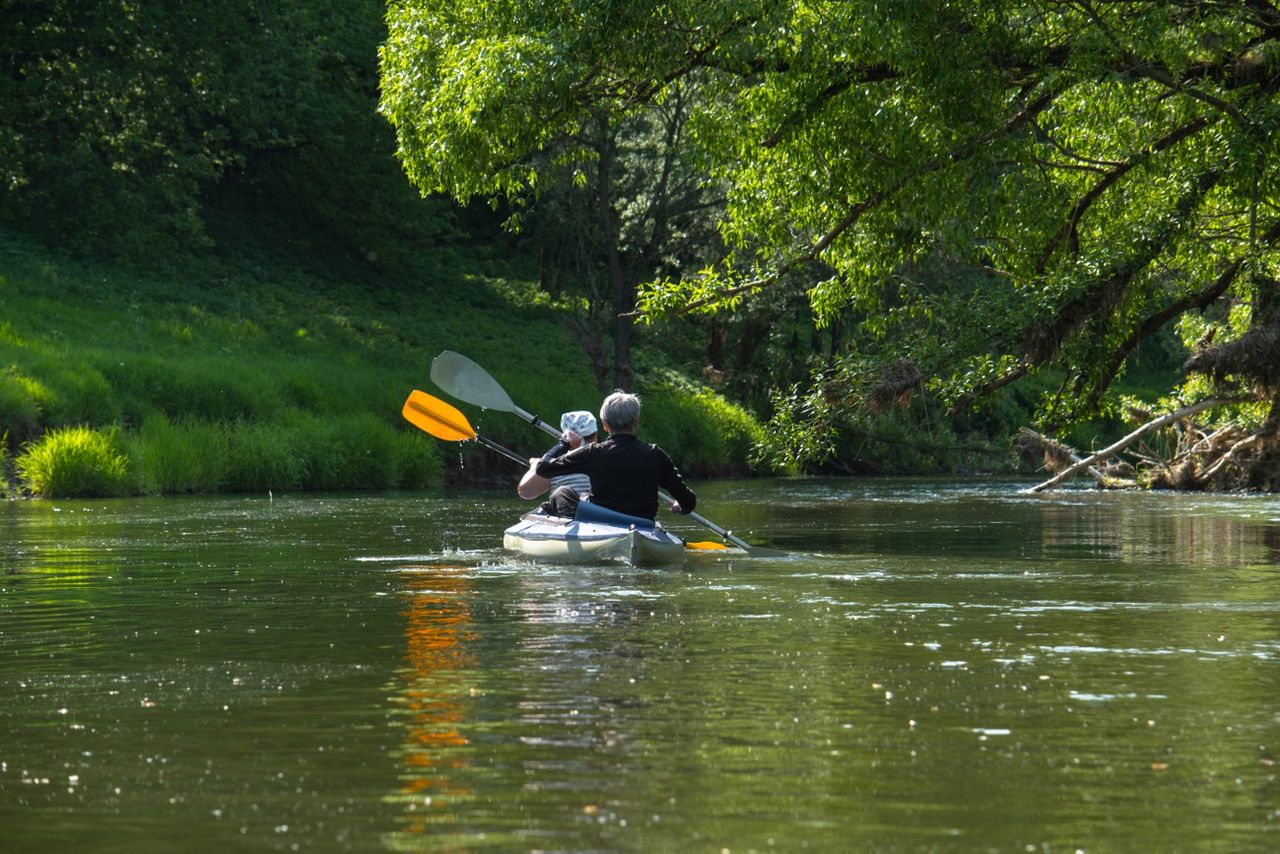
top-left (503, 514), bottom-right (688, 566)
top-left (503, 501), bottom-right (688, 567)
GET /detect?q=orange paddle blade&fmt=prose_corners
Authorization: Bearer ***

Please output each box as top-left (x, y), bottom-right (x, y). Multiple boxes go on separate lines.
top-left (402, 390), bottom-right (477, 442)
top-left (684, 540), bottom-right (731, 551)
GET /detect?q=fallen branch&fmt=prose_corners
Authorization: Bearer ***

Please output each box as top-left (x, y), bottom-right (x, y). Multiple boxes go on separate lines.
top-left (1017, 428), bottom-right (1106, 484)
top-left (1195, 432), bottom-right (1261, 485)
top-left (1027, 398), bottom-right (1230, 492)
top-left (1186, 423), bottom-right (1237, 456)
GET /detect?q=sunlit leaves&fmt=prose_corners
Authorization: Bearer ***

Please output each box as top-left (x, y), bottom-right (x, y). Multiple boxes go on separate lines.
top-left (383, 0), bottom-right (1280, 432)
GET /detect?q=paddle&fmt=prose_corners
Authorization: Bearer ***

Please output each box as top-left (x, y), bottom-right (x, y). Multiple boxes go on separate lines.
top-left (401, 390), bottom-right (527, 466)
top-left (429, 350), bottom-right (785, 556)
top-left (402, 389), bottom-right (731, 552)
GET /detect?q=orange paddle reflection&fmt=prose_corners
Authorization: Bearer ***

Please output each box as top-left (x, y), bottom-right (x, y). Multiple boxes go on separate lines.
top-left (391, 565), bottom-right (476, 839)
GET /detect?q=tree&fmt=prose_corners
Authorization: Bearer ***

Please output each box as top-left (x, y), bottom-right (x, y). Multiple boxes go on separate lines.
top-left (381, 4), bottom-right (730, 388)
top-left (380, 1), bottom-right (1280, 460)
top-left (1, 0), bottom-right (449, 263)
top-left (523, 82), bottom-right (728, 389)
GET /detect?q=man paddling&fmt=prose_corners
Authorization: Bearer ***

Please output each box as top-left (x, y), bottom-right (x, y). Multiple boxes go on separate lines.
top-left (522, 391), bottom-right (697, 521)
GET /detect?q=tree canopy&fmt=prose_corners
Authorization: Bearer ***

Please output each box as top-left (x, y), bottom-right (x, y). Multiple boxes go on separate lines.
top-left (1, 0), bottom-right (449, 262)
top-left (381, 0), bottom-right (1280, 433)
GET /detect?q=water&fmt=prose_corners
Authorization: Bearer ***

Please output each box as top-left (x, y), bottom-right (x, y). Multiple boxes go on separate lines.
top-left (2, 480), bottom-right (1278, 851)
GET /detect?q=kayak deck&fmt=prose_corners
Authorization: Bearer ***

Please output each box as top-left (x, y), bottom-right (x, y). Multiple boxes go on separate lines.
top-left (503, 512), bottom-right (687, 567)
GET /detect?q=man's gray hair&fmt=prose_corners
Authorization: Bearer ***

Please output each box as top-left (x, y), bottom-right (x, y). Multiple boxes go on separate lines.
top-left (600, 391), bottom-right (640, 432)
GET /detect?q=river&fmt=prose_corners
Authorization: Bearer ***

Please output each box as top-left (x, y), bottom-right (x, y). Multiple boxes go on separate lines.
top-left (2, 479), bottom-right (1278, 851)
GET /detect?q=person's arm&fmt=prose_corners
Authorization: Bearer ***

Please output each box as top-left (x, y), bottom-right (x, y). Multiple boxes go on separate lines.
top-left (539, 430), bottom-right (583, 463)
top-left (540, 437), bottom-right (572, 462)
top-left (518, 457), bottom-right (551, 499)
top-left (536, 442), bottom-right (591, 479)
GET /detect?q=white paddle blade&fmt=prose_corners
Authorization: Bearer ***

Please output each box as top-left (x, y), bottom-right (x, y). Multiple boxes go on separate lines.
top-left (431, 350), bottom-right (517, 411)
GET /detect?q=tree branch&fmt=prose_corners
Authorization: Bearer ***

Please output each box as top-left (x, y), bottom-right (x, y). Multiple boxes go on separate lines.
top-left (1082, 216), bottom-right (1280, 410)
top-left (762, 63), bottom-right (899, 148)
top-left (1036, 116), bottom-right (1209, 272)
top-left (1027, 397), bottom-right (1231, 492)
top-left (659, 81), bottom-right (1070, 316)
top-left (949, 168), bottom-right (1223, 415)
top-left (1195, 432), bottom-right (1262, 485)
top-left (1017, 427), bottom-right (1107, 484)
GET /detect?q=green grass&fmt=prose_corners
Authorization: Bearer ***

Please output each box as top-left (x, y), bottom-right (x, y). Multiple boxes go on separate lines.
top-left (131, 416), bottom-right (228, 494)
top-left (0, 228), bottom-right (764, 497)
top-left (640, 371), bottom-right (767, 476)
top-left (0, 430), bottom-right (11, 498)
top-left (15, 425), bottom-right (131, 498)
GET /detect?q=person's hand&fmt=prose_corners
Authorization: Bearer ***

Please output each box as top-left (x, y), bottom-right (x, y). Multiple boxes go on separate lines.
top-left (669, 501), bottom-right (685, 514)
top-left (528, 457), bottom-right (540, 468)
top-left (564, 430), bottom-right (582, 449)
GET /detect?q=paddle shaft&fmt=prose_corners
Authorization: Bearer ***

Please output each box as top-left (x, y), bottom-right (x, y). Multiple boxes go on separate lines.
top-left (476, 435), bottom-right (528, 467)
top-left (510, 403), bottom-right (756, 552)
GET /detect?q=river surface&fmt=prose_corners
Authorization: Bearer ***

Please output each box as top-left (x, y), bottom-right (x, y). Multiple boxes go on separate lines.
top-left (2, 479), bottom-right (1278, 851)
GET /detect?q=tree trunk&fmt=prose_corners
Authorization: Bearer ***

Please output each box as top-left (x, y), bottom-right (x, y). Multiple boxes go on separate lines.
top-left (571, 229), bottom-right (610, 390)
top-left (594, 117), bottom-right (633, 390)
top-left (705, 316), bottom-right (724, 370)
top-left (828, 316), bottom-right (843, 364)
top-left (540, 242), bottom-right (565, 297)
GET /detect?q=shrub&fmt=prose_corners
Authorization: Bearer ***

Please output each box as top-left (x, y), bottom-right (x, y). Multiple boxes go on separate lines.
top-left (643, 382), bottom-right (766, 477)
top-left (215, 412), bottom-right (441, 493)
top-left (1, 354), bottom-right (120, 431)
top-left (0, 371), bottom-right (43, 438)
top-left (37, 362), bottom-right (119, 427)
top-left (393, 429), bottom-right (442, 489)
top-left (102, 355), bottom-right (281, 424)
top-left (294, 411), bottom-right (410, 491)
top-left (220, 420), bottom-right (309, 493)
top-left (132, 416), bottom-right (227, 494)
top-left (15, 425), bottom-right (131, 498)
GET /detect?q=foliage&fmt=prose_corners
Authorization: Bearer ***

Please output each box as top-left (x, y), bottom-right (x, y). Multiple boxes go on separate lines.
top-left (16, 425), bottom-right (131, 498)
top-left (131, 416), bottom-right (228, 495)
top-left (0, 0), bottom-right (455, 264)
top-left (219, 419), bottom-right (309, 493)
top-left (381, 6), bottom-right (731, 386)
top-left (392, 429), bottom-right (444, 490)
top-left (102, 355), bottom-right (284, 425)
top-left (380, 0), bottom-right (1280, 440)
top-left (212, 413), bottom-right (435, 494)
top-left (752, 382), bottom-right (841, 475)
top-left (0, 370), bottom-right (42, 441)
top-left (291, 412), bottom-right (399, 491)
top-left (0, 430), bottom-right (10, 498)
top-left (638, 370), bottom-right (766, 476)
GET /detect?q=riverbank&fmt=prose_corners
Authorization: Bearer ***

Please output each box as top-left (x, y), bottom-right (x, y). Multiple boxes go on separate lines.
top-left (0, 231), bottom-right (764, 498)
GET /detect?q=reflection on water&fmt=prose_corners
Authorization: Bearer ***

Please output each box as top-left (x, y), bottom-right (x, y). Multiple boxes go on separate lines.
top-left (1033, 495), bottom-right (1280, 567)
top-left (2, 484), bottom-right (1279, 852)
top-left (386, 566), bottom-right (475, 849)
top-left (753, 478), bottom-right (1280, 569)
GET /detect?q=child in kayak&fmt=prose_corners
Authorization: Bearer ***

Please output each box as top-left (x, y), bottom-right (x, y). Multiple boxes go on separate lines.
top-left (517, 410), bottom-right (598, 501)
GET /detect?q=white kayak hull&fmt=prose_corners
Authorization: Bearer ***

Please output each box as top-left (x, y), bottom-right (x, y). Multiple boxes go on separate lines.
top-left (503, 514), bottom-right (687, 567)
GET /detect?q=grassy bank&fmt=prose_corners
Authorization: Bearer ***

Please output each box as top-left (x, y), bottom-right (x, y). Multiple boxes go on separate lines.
top-left (0, 230), bottom-right (764, 498)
